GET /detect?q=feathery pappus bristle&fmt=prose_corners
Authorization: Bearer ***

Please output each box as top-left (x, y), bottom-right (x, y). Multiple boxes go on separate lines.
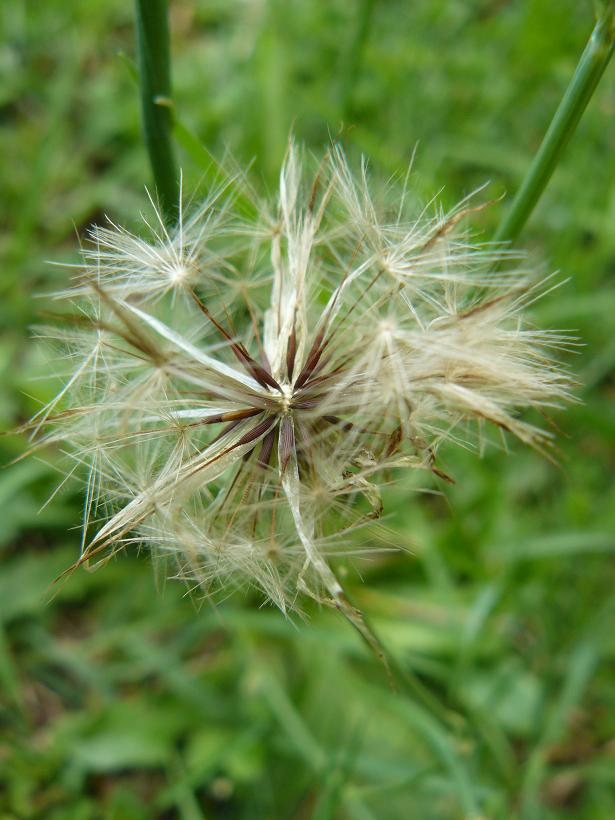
top-left (28, 142), bottom-right (573, 625)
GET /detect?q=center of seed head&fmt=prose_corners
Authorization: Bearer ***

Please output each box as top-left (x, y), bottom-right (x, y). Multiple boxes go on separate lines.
top-left (279, 382), bottom-right (293, 412)
top-left (169, 262), bottom-right (193, 284)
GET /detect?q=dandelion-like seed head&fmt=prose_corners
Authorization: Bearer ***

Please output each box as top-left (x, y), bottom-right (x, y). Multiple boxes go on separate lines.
top-left (30, 143), bottom-right (572, 625)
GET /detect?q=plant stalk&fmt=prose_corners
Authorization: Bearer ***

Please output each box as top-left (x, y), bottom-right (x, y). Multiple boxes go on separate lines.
top-left (338, 590), bottom-right (460, 731)
top-left (494, 4), bottom-right (615, 244)
top-left (135, 0), bottom-right (178, 224)
top-left (339, 0), bottom-right (376, 121)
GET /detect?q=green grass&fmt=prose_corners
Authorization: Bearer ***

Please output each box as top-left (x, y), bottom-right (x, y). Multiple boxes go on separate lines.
top-left (1, 1), bottom-right (615, 817)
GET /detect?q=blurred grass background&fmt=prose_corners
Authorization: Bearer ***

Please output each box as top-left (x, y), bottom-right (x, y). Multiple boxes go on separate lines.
top-left (1, 1), bottom-right (615, 817)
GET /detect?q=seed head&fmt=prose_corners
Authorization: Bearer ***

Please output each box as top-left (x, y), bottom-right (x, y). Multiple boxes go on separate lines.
top-left (29, 143), bottom-right (572, 620)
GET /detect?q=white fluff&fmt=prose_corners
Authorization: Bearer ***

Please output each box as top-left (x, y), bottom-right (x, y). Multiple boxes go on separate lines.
top-left (31, 143), bottom-right (572, 613)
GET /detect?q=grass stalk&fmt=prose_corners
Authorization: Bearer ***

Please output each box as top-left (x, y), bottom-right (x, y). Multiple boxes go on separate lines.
top-left (494, 3), bottom-right (615, 244)
top-left (339, 0), bottom-right (376, 121)
top-left (135, 0), bottom-right (178, 224)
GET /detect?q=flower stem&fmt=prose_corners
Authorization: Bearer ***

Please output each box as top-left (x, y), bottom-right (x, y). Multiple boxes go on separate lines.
top-left (135, 0), bottom-right (178, 225)
top-left (494, 3), bottom-right (615, 245)
top-left (339, 591), bottom-right (460, 730)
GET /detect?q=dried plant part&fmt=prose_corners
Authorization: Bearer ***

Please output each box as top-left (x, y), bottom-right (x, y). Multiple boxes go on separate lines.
top-left (26, 143), bottom-right (573, 651)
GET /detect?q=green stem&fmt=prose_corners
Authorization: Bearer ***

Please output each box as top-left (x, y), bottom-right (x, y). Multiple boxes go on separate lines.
top-left (339, 591), bottom-right (460, 731)
top-left (135, 0), bottom-right (178, 225)
top-left (494, 4), bottom-right (615, 245)
top-left (339, 0), bottom-right (376, 121)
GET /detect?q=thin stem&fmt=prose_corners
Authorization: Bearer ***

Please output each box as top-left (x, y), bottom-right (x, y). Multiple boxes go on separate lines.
top-left (339, 0), bottom-right (376, 121)
top-left (494, 3), bottom-right (615, 244)
top-left (339, 591), bottom-right (460, 731)
top-left (135, 0), bottom-right (178, 225)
